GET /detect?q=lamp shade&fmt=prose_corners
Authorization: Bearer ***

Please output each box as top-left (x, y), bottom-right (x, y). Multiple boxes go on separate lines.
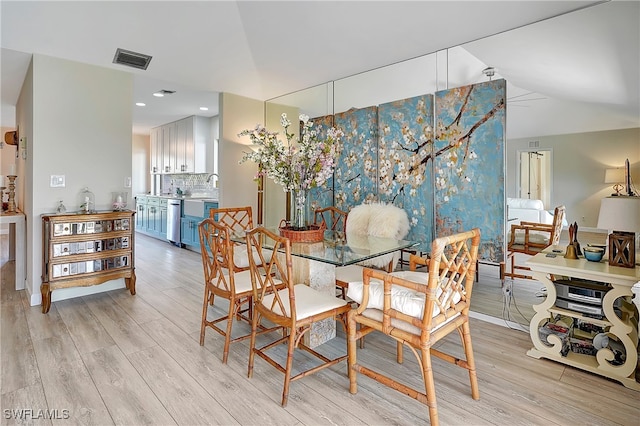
top-left (604, 168), bottom-right (625, 183)
top-left (596, 196), bottom-right (640, 232)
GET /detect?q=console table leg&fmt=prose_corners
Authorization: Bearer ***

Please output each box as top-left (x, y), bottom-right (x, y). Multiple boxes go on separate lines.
top-left (127, 272), bottom-right (136, 295)
top-left (41, 283), bottom-right (51, 313)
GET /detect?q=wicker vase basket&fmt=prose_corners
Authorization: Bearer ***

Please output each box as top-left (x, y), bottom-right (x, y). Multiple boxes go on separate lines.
top-left (278, 219), bottom-right (326, 243)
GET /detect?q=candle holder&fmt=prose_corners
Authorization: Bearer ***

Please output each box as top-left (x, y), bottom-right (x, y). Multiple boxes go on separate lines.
top-left (6, 175), bottom-right (17, 212)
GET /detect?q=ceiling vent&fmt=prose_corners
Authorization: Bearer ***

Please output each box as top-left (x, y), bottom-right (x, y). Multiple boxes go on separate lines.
top-left (113, 48), bottom-right (152, 70)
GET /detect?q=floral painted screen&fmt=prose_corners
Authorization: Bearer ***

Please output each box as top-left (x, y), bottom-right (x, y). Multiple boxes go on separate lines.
top-left (434, 79), bottom-right (506, 262)
top-left (308, 114), bottom-right (337, 213)
top-left (333, 107), bottom-right (378, 211)
top-left (378, 95), bottom-right (434, 251)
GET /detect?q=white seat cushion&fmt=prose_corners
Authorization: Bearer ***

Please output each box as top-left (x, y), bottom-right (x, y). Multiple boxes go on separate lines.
top-left (261, 284), bottom-right (348, 320)
top-left (219, 269), bottom-right (254, 294)
top-left (335, 264), bottom-right (364, 283)
top-left (233, 245), bottom-right (263, 269)
top-left (346, 271), bottom-right (461, 320)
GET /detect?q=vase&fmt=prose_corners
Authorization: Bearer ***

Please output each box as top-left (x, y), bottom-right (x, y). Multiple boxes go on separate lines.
top-left (290, 189), bottom-right (310, 230)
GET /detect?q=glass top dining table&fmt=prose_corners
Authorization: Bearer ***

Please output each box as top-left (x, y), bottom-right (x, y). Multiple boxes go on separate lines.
top-left (231, 228), bottom-right (419, 267)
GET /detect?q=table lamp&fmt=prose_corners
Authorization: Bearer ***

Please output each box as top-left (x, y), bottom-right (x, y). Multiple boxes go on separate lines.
top-left (604, 168), bottom-right (625, 196)
top-left (597, 196), bottom-right (640, 267)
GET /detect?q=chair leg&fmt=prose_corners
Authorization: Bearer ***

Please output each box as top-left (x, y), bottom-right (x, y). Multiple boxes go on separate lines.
top-left (396, 341), bottom-right (403, 364)
top-left (281, 329), bottom-right (296, 407)
top-left (460, 322), bottom-right (480, 400)
top-left (222, 301), bottom-right (235, 364)
top-left (347, 313), bottom-right (358, 394)
top-left (199, 287), bottom-right (210, 346)
top-left (421, 347), bottom-right (439, 426)
top-left (247, 312), bottom-right (258, 379)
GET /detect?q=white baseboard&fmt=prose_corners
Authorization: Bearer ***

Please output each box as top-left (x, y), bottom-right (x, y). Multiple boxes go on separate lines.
top-left (469, 310), bottom-right (529, 332)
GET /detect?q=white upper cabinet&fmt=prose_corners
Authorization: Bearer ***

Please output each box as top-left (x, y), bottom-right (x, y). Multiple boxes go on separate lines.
top-left (151, 116), bottom-right (210, 174)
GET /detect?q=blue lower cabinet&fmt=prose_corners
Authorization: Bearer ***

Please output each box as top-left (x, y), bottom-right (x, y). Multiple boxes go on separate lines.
top-left (204, 202), bottom-right (219, 219)
top-left (180, 216), bottom-right (201, 248)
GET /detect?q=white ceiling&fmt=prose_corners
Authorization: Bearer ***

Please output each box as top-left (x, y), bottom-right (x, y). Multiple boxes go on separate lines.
top-left (1, 1), bottom-right (638, 139)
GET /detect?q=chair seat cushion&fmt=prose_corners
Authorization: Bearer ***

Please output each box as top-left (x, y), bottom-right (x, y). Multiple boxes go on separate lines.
top-left (233, 245), bottom-right (263, 269)
top-left (262, 284), bottom-right (348, 320)
top-left (346, 270), bottom-right (461, 320)
top-left (510, 232), bottom-right (549, 246)
top-left (219, 269), bottom-right (254, 294)
top-left (335, 264), bottom-right (364, 284)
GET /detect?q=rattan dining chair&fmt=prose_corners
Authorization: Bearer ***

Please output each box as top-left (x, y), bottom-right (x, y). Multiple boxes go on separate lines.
top-left (245, 226), bottom-right (351, 407)
top-left (346, 228), bottom-right (481, 426)
top-left (198, 218), bottom-right (280, 363)
top-left (209, 206), bottom-right (255, 272)
top-left (500, 205), bottom-right (565, 281)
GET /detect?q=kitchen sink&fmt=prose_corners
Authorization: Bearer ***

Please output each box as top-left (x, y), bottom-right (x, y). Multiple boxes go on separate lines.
top-left (183, 198), bottom-right (218, 218)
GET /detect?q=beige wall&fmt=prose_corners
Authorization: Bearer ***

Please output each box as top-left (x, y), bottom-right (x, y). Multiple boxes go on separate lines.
top-left (18, 54), bottom-right (133, 305)
top-left (507, 127), bottom-right (640, 228)
top-left (132, 133), bottom-right (150, 196)
top-left (219, 92), bottom-right (264, 222)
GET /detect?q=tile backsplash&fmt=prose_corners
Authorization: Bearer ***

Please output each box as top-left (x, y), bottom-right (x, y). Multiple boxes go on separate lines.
top-left (160, 173), bottom-right (218, 196)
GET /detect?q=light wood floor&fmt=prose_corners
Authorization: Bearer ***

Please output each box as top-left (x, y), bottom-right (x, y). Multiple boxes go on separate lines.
top-left (1, 233), bottom-right (638, 425)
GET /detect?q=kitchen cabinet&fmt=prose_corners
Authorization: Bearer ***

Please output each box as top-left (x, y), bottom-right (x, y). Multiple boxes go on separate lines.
top-left (150, 115), bottom-right (210, 174)
top-left (526, 247), bottom-right (639, 390)
top-left (41, 210), bottom-right (136, 313)
top-left (163, 122), bottom-right (175, 173)
top-left (135, 195), bottom-right (147, 230)
top-left (150, 128), bottom-right (162, 174)
top-left (135, 196), bottom-right (168, 240)
top-left (180, 216), bottom-right (201, 248)
top-left (180, 200), bottom-right (218, 249)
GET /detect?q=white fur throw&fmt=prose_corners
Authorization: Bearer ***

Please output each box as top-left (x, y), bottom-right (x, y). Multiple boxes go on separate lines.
top-left (346, 203), bottom-right (410, 270)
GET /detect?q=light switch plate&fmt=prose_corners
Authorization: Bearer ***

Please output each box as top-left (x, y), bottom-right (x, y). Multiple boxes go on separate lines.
top-left (124, 177), bottom-right (131, 188)
top-left (50, 175), bottom-right (65, 188)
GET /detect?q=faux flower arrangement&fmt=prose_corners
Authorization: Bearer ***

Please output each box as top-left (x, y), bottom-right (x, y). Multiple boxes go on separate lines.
top-left (239, 113), bottom-right (343, 228)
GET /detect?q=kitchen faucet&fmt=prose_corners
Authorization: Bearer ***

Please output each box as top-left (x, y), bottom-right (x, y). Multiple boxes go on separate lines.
top-left (206, 173), bottom-right (218, 183)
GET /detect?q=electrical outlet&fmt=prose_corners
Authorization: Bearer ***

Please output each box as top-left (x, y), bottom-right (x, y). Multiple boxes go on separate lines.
top-left (124, 177), bottom-right (131, 188)
top-left (50, 175), bottom-right (65, 188)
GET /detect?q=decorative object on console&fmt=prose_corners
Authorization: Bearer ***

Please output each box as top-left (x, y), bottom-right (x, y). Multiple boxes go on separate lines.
top-left (604, 168), bottom-right (625, 196)
top-left (112, 191), bottom-right (128, 211)
top-left (597, 196), bottom-right (640, 268)
top-left (78, 187), bottom-right (96, 213)
top-left (564, 221), bottom-right (579, 259)
top-left (6, 175), bottom-right (17, 212)
top-left (239, 112), bottom-right (343, 234)
top-left (56, 200), bottom-right (66, 214)
top-left (583, 246), bottom-right (605, 262)
top-left (568, 221), bottom-right (582, 256)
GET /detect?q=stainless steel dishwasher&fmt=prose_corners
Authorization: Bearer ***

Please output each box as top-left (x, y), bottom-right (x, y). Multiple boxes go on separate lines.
top-left (167, 198), bottom-right (182, 244)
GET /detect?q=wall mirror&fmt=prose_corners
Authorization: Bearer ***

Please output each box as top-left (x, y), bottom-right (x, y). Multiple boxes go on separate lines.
top-left (262, 2), bottom-right (636, 326)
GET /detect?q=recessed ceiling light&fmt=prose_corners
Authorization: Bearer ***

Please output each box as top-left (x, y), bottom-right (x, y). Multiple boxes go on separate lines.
top-left (199, 107), bottom-right (209, 111)
top-left (136, 102), bottom-right (146, 107)
top-left (153, 92), bottom-right (164, 97)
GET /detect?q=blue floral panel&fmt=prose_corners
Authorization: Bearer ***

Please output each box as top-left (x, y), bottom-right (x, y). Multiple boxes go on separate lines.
top-left (333, 107), bottom-right (378, 212)
top-left (308, 114), bottom-right (336, 214)
top-left (434, 79), bottom-right (506, 262)
top-left (378, 94), bottom-right (434, 252)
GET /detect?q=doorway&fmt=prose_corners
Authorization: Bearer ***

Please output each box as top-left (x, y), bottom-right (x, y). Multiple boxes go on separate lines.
top-left (518, 149), bottom-right (551, 208)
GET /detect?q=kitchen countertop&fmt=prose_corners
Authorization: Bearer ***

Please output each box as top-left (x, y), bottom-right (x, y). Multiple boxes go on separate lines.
top-left (136, 194), bottom-right (219, 202)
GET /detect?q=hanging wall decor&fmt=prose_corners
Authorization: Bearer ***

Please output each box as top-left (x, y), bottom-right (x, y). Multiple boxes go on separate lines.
top-left (434, 79), bottom-right (506, 262)
top-left (333, 106), bottom-right (378, 211)
top-left (378, 94), bottom-right (434, 251)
